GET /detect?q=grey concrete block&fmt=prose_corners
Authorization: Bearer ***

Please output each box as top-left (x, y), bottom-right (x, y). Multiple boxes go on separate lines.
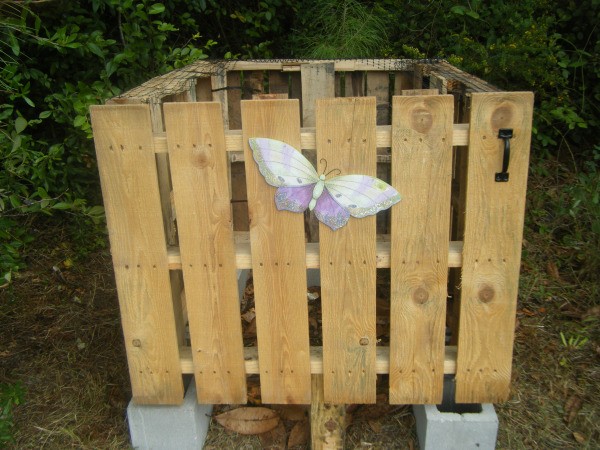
top-left (127, 379), bottom-right (213, 450)
top-left (413, 402), bottom-right (498, 450)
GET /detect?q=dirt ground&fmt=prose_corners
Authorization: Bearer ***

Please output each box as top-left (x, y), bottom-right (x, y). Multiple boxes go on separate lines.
top-left (0, 219), bottom-right (598, 449)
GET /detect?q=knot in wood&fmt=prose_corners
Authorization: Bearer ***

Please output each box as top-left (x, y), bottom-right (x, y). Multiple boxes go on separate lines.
top-left (132, 339), bottom-right (142, 347)
top-left (491, 105), bottom-right (513, 130)
top-left (359, 337), bottom-right (370, 346)
top-left (478, 284), bottom-right (495, 303)
top-left (413, 287), bottom-right (429, 304)
top-left (411, 108), bottom-right (433, 134)
top-left (191, 144), bottom-right (213, 168)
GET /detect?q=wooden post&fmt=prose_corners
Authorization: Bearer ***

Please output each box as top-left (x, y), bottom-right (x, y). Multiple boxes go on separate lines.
top-left (310, 375), bottom-right (345, 449)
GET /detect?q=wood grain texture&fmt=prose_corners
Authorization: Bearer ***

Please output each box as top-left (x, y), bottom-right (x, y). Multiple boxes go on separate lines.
top-left (310, 375), bottom-right (345, 449)
top-left (227, 71), bottom-right (242, 129)
top-left (241, 99), bottom-right (311, 404)
top-left (317, 97), bottom-right (377, 404)
top-left (167, 239), bottom-right (464, 270)
top-left (301, 63), bottom-right (335, 127)
top-left (388, 95), bottom-right (454, 404)
top-left (164, 102), bottom-right (247, 404)
top-left (455, 91), bottom-right (534, 403)
top-left (366, 71), bottom-right (391, 125)
top-left (179, 346), bottom-right (459, 375)
top-left (90, 104), bottom-right (183, 404)
top-left (211, 73), bottom-right (230, 129)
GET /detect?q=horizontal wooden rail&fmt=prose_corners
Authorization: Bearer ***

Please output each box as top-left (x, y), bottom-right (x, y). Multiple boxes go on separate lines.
top-left (167, 240), bottom-right (463, 270)
top-left (153, 123), bottom-right (469, 154)
top-left (179, 346), bottom-right (458, 375)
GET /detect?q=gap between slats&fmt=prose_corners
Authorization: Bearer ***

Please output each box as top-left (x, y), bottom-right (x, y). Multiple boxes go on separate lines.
top-left (152, 123), bottom-right (470, 154)
top-left (178, 346), bottom-right (458, 375)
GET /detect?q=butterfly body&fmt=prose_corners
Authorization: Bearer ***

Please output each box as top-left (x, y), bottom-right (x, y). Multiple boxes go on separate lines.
top-left (249, 137), bottom-right (401, 230)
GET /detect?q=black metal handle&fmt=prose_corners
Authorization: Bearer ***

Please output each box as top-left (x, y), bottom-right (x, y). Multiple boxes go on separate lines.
top-left (495, 128), bottom-right (513, 182)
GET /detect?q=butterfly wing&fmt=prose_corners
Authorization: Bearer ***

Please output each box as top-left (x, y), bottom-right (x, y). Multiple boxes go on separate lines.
top-left (275, 185), bottom-right (314, 213)
top-left (324, 175), bottom-right (401, 218)
top-left (249, 138), bottom-right (319, 187)
top-left (313, 189), bottom-right (351, 230)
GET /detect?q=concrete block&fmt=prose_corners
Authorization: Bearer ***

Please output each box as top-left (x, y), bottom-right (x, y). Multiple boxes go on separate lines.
top-left (413, 377), bottom-right (498, 450)
top-left (127, 379), bottom-right (213, 450)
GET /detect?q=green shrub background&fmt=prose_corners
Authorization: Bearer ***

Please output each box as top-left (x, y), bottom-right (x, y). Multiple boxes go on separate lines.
top-left (1, 0), bottom-right (598, 285)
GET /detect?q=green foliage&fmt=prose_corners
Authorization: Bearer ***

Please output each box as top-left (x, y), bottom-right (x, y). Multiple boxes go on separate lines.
top-left (288, 0), bottom-right (389, 58)
top-left (0, 382), bottom-right (24, 445)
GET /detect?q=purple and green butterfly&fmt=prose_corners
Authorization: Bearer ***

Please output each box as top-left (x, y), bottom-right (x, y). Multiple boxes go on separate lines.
top-left (249, 138), bottom-right (401, 230)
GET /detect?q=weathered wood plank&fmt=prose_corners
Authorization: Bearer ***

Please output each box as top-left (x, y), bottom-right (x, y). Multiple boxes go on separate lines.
top-left (227, 71), bottom-right (243, 129)
top-left (211, 73), bottom-right (229, 129)
top-left (268, 70), bottom-right (290, 95)
top-left (179, 346), bottom-right (459, 375)
top-left (151, 123), bottom-right (471, 154)
top-left (90, 104), bottom-right (183, 404)
top-left (164, 102), bottom-right (247, 404)
top-left (241, 99), bottom-right (311, 404)
top-left (389, 95), bottom-right (454, 404)
top-left (167, 240), bottom-right (464, 270)
top-left (311, 375), bottom-right (345, 449)
top-left (455, 92), bottom-right (534, 403)
top-left (301, 63), bottom-right (335, 127)
top-left (317, 97), bottom-right (377, 404)
top-left (402, 88), bottom-right (439, 96)
top-left (366, 72), bottom-right (391, 125)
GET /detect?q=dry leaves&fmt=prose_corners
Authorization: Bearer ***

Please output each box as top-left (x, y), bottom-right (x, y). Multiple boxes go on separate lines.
top-left (215, 407), bottom-right (279, 435)
top-left (287, 420), bottom-right (310, 448)
top-left (563, 394), bottom-right (583, 424)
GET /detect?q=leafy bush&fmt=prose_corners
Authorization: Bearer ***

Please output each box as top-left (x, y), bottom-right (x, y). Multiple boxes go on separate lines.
top-left (0, 382), bottom-right (24, 445)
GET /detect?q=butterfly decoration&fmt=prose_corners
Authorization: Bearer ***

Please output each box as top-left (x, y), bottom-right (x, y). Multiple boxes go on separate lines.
top-left (248, 137), bottom-right (401, 230)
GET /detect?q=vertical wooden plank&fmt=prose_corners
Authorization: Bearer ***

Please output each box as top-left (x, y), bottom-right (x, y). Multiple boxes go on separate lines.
top-left (366, 71), bottom-right (391, 125)
top-left (318, 97), bottom-right (377, 404)
top-left (241, 99), bottom-right (311, 404)
top-left (90, 104), bottom-right (184, 404)
top-left (242, 71), bottom-right (265, 99)
top-left (394, 71), bottom-right (413, 94)
top-left (310, 375), bottom-right (345, 449)
top-left (455, 92), bottom-right (534, 403)
top-left (268, 70), bottom-right (290, 95)
top-left (164, 102), bottom-right (247, 404)
top-left (301, 63), bottom-right (335, 127)
top-left (388, 95), bottom-right (454, 404)
top-left (227, 71), bottom-right (243, 130)
top-left (212, 72), bottom-right (229, 129)
top-left (195, 77), bottom-right (213, 101)
top-left (347, 71), bottom-right (365, 97)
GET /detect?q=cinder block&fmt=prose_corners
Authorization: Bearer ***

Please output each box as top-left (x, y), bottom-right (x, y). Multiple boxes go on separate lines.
top-left (413, 403), bottom-right (498, 450)
top-left (413, 377), bottom-right (498, 450)
top-left (127, 379), bottom-right (213, 450)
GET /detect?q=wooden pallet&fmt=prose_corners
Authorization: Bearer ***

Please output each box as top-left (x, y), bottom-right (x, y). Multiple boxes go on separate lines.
top-left (90, 60), bottom-right (533, 445)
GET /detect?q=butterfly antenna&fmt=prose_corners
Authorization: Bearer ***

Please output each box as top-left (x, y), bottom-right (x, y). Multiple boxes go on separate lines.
top-left (325, 168), bottom-right (341, 177)
top-left (319, 158), bottom-right (328, 175)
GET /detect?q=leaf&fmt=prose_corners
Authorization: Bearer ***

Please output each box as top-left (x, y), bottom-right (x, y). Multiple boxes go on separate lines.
top-left (258, 421), bottom-right (286, 449)
top-left (39, 111), bottom-right (52, 119)
top-left (74, 115), bottom-right (87, 127)
top-left (214, 407), bottom-right (279, 435)
top-left (15, 117), bottom-right (27, 134)
top-left (563, 394), bottom-right (583, 424)
top-left (148, 3), bottom-right (165, 14)
top-left (272, 405), bottom-right (308, 421)
top-left (52, 202), bottom-right (72, 210)
top-left (573, 431), bottom-right (586, 444)
top-left (288, 419), bottom-right (309, 448)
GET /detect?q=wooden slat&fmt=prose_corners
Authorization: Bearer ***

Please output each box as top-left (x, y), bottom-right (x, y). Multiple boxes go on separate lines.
top-left (366, 72), bottom-right (391, 125)
top-left (317, 97), bottom-right (377, 404)
top-left (164, 103), bottom-right (247, 404)
top-left (268, 70), bottom-right (290, 95)
top-left (211, 73), bottom-right (229, 129)
top-left (90, 105), bottom-right (183, 404)
top-left (167, 240), bottom-right (464, 270)
top-left (242, 70), bottom-right (265, 99)
top-left (179, 346), bottom-right (459, 375)
top-left (455, 92), bottom-right (534, 403)
top-left (152, 124), bottom-right (471, 154)
top-left (301, 63), bottom-right (335, 127)
top-left (402, 88), bottom-right (439, 96)
top-left (195, 77), bottom-right (213, 101)
top-left (389, 95), bottom-right (454, 404)
top-left (167, 239), bottom-right (465, 269)
top-left (227, 71), bottom-right (243, 129)
top-left (241, 99), bottom-right (311, 403)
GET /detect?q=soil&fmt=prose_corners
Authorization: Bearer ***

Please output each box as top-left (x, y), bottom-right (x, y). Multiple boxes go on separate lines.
top-left (0, 219), bottom-right (598, 449)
